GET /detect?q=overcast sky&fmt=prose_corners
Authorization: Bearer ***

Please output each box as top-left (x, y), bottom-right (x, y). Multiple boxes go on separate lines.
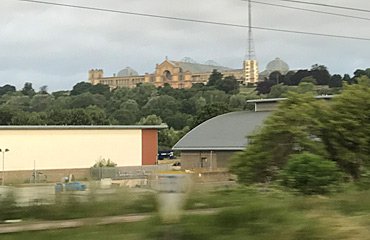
top-left (1, 0), bottom-right (369, 91)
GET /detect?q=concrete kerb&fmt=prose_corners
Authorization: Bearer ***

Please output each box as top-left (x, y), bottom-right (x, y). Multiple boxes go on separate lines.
top-left (0, 213), bottom-right (152, 234)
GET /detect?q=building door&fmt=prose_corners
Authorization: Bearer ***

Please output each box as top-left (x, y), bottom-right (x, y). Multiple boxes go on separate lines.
top-left (200, 157), bottom-right (207, 168)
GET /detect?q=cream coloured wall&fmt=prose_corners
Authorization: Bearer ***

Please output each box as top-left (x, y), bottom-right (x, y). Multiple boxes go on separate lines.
top-left (0, 129), bottom-right (142, 171)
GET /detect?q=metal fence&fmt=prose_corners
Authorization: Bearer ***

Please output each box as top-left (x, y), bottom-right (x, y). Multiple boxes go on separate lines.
top-left (90, 165), bottom-right (172, 180)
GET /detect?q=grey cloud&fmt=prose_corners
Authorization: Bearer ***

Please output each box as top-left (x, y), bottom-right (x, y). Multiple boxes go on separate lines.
top-left (0, 0), bottom-right (369, 91)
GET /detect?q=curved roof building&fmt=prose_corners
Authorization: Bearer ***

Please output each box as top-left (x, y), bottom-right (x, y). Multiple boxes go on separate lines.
top-left (174, 111), bottom-right (270, 151)
top-left (117, 67), bottom-right (139, 77)
top-left (173, 111), bottom-right (271, 170)
top-left (265, 57), bottom-right (290, 75)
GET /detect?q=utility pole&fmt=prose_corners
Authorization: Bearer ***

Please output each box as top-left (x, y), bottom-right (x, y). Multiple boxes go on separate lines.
top-left (1, 148), bottom-right (10, 186)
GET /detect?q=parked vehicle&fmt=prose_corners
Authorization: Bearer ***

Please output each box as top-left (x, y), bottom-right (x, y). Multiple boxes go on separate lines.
top-left (158, 150), bottom-right (175, 160)
top-left (55, 182), bottom-right (86, 192)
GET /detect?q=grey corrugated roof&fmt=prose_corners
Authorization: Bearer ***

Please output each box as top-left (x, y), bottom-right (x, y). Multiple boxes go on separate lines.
top-left (0, 125), bottom-right (167, 130)
top-left (172, 61), bottom-right (231, 73)
top-left (173, 111), bottom-right (271, 151)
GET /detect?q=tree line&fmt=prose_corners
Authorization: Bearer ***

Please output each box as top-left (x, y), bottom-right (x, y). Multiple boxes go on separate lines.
top-left (256, 65), bottom-right (370, 96)
top-left (0, 66), bottom-right (368, 150)
top-left (0, 70), bottom-right (250, 149)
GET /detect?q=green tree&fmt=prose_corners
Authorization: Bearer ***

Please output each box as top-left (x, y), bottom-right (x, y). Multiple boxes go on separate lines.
top-left (343, 74), bottom-right (354, 85)
top-left (165, 112), bottom-right (193, 130)
top-left (121, 100), bottom-right (139, 117)
top-left (267, 84), bottom-right (289, 98)
top-left (131, 83), bottom-right (157, 107)
top-left (11, 112), bottom-right (47, 125)
top-left (70, 82), bottom-right (92, 96)
top-left (310, 64), bottom-right (330, 85)
top-left (138, 114), bottom-right (163, 125)
top-left (216, 76), bottom-right (240, 94)
top-left (89, 83), bottom-right (110, 97)
top-left (70, 93), bottom-right (106, 109)
top-left (111, 109), bottom-right (137, 125)
top-left (39, 85), bottom-right (48, 94)
top-left (207, 69), bottom-right (223, 86)
top-left (294, 82), bottom-right (315, 94)
top-left (282, 71), bottom-right (296, 85)
top-left (142, 95), bottom-right (179, 123)
top-left (180, 97), bottom-right (198, 115)
top-left (301, 76), bottom-right (317, 85)
top-left (0, 85), bottom-right (16, 96)
top-left (256, 80), bottom-right (274, 95)
top-left (158, 126), bottom-right (189, 150)
top-left (231, 92), bottom-right (328, 183)
top-left (366, 68), bottom-right (370, 78)
top-left (50, 96), bottom-right (71, 110)
top-left (268, 71), bottom-right (283, 85)
top-left (30, 94), bottom-right (54, 112)
top-left (4, 95), bottom-right (31, 112)
top-left (229, 94), bottom-right (247, 110)
top-left (52, 90), bottom-right (69, 98)
top-left (321, 76), bottom-right (370, 178)
top-left (86, 106), bottom-right (108, 125)
top-left (106, 87), bottom-right (133, 114)
top-left (46, 109), bottom-right (70, 125)
top-left (198, 89), bottom-right (228, 104)
top-left (192, 102), bottom-right (230, 128)
top-left (279, 152), bottom-right (342, 195)
top-left (21, 82), bottom-right (35, 97)
top-left (67, 109), bottom-right (92, 125)
top-left (0, 106), bottom-right (16, 125)
top-left (328, 74), bottom-right (343, 88)
top-left (290, 70), bottom-right (311, 86)
top-left (353, 69), bottom-right (367, 78)
top-left (109, 99), bottom-right (140, 125)
top-left (93, 158), bottom-right (117, 167)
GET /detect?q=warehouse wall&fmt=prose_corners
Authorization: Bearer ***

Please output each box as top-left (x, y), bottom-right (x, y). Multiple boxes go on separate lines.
top-left (0, 129), bottom-right (142, 171)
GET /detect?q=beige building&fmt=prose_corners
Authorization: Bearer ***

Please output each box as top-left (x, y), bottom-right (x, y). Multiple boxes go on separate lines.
top-left (243, 59), bottom-right (259, 84)
top-left (0, 125), bottom-right (166, 183)
top-left (89, 58), bottom-right (256, 89)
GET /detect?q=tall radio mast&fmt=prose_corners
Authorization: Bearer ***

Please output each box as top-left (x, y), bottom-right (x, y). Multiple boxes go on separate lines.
top-left (243, 0), bottom-right (259, 84)
top-left (247, 0), bottom-right (256, 60)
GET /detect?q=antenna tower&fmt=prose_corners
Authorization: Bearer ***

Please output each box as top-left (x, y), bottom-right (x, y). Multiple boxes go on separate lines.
top-left (243, 0), bottom-right (259, 84)
top-left (247, 0), bottom-right (256, 60)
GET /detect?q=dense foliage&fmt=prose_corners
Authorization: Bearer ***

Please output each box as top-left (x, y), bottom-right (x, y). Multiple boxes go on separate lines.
top-left (231, 76), bottom-right (370, 193)
top-left (279, 152), bottom-right (342, 194)
top-left (0, 74), bottom-right (256, 149)
top-left (0, 67), bottom-right (368, 151)
top-left (257, 65), bottom-right (370, 96)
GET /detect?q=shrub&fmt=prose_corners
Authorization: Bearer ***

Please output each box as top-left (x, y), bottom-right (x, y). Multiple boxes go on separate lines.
top-left (279, 152), bottom-right (342, 195)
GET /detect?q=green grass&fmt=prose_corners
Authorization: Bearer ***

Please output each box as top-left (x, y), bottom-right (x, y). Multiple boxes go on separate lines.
top-left (3, 185), bottom-right (370, 239)
top-left (1, 222), bottom-right (148, 240)
top-left (0, 188), bottom-right (157, 221)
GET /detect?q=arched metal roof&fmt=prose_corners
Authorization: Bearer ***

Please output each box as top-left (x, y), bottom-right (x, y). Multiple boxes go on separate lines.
top-left (173, 111), bottom-right (271, 151)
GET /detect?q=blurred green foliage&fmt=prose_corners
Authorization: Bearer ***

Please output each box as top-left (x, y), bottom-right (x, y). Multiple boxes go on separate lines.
top-left (2, 186), bottom-right (370, 239)
top-left (279, 152), bottom-right (342, 194)
top-left (0, 188), bottom-right (156, 221)
top-left (232, 77), bottom-right (370, 191)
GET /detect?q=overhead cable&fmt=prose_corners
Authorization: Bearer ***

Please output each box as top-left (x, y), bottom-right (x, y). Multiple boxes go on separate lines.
top-left (14, 0), bottom-right (370, 41)
top-left (252, 0), bottom-right (370, 21)
top-left (277, 0), bottom-right (370, 13)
